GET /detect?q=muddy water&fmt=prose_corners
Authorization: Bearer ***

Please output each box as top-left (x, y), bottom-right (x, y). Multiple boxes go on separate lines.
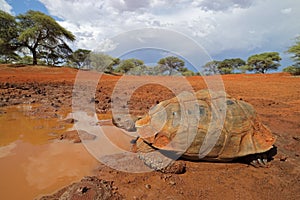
top-left (0, 105), bottom-right (99, 200)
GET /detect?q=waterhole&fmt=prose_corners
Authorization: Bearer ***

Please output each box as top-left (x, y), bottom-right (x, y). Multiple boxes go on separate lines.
top-left (0, 105), bottom-right (99, 199)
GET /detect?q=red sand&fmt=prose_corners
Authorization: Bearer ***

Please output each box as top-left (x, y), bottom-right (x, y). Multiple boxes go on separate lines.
top-left (0, 64), bottom-right (299, 199)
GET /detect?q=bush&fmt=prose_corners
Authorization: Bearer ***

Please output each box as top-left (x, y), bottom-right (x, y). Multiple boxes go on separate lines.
top-left (181, 70), bottom-right (195, 76)
top-left (283, 66), bottom-right (300, 75)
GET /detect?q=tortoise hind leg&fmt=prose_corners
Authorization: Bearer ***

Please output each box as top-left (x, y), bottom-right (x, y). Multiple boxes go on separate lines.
top-left (249, 154), bottom-right (268, 168)
top-left (242, 146), bottom-right (277, 168)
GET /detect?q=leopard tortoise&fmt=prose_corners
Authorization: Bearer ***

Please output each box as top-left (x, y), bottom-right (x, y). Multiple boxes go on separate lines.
top-left (131, 90), bottom-right (276, 173)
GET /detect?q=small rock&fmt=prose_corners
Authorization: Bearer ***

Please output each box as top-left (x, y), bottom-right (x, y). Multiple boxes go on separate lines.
top-left (161, 161), bottom-right (186, 174)
top-left (292, 136), bottom-right (300, 142)
top-left (112, 186), bottom-right (118, 190)
top-left (64, 118), bottom-right (78, 124)
top-left (169, 181), bottom-right (176, 185)
top-left (0, 110), bottom-right (6, 115)
top-left (39, 176), bottom-right (123, 199)
top-left (145, 184), bottom-right (151, 189)
top-left (279, 156), bottom-right (288, 162)
top-left (161, 174), bottom-right (172, 181)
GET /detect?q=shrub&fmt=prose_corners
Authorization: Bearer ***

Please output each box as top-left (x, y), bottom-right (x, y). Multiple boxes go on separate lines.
top-left (283, 66), bottom-right (300, 75)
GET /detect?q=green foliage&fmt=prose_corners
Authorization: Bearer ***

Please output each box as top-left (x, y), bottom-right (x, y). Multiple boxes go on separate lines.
top-left (17, 10), bottom-right (75, 65)
top-left (178, 67), bottom-right (195, 76)
top-left (203, 60), bottom-right (220, 75)
top-left (218, 58), bottom-right (246, 74)
top-left (181, 69), bottom-right (195, 76)
top-left (149, 65), bottom-right (168, 75)
top-left (0, 11), bottom-right (19, 63)
top-left (67, 49), bottom-right (91, 68)
top-left (12, 55), bottom-right (46, 65)
top-left (247, 52), bottom-right (281, 73)
top-left (125, 65), bottom-right (148, 75)
top-left (115, 58), bottom-right (144, 74)
top-left (158, 56), bottom-right (185, 75)
top-left (218, 67), bottom-right (232, 74)
top-left (16, 56), bottom-right (32, 65)
top-left (85, 52), bottom-right (119, 73)
top-left (0, 10), bottom-right (75, 65)
top-left (286, 37), bottom-right (300, 67)
top-left (283, 66), bottom-right (300, 75)
top-left (238, 65), bottom-right (252, 74)
top-left (203, 58), bottom-right (250, 75)
top-left (0, 54), bottom-right (20, 64)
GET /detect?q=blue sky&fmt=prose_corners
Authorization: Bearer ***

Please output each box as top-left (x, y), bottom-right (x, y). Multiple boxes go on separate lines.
top-left (1, 0), bottom-right (300, 71)
top-left (5, 0), bottom-right (48, 15)
top-left (4, 0), bottom-right (61, 20)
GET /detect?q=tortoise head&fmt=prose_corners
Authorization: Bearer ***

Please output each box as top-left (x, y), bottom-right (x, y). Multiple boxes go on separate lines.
top-left (135, 99), bottom-right (182, 148)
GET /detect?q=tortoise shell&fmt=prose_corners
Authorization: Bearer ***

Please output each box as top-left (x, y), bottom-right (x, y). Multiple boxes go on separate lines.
top-left (135, 90), bottom-right (276, 161)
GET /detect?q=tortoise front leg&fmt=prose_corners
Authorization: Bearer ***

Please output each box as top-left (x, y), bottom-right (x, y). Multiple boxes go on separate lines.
top-left (138, 150), bottom-right (186, 174)
top-left (134, 139), bottom-right (185, 173)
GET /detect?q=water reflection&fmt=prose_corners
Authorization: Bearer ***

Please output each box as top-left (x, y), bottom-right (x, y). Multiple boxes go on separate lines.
top-left (0, 104), bottom-right (67, 146)
top-left (0, 105), bottom-right (98, 199)
top-left (0, 142), bottom-right (17, 158)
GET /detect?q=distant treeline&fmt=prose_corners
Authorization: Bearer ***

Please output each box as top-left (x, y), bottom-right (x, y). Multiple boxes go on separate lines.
top-left (1, 10), bottom-right (299, 75)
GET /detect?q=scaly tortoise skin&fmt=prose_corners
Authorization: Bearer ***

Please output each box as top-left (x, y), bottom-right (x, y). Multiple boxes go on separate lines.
top-left (132, 90), bottom-right (276, 173)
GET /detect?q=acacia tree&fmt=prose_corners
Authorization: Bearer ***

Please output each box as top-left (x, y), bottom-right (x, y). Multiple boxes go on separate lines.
top-left (286, 37), bottom-right (300, 67)
top-left (247, 52), bottom-right (281, 74)
top-left (158, 56), bottom-right (185, 75)
top-left (0, 11), bottom-right (19, 63)
top-left (17, 10), bottom-right (75, 65)
top-left (68, 49), bottom-right (91, 68)
top-left (218, 58), bottom-right (245, 74)
top-left (115, 58), bottom-right (144, 74)
top-left (180, 67), bottom-right (195, 76)
top-left (203, 60), bottom-right (220, 75)
top-left (284, 37), bottom-right (300, 75)
top-left (283, 66), bottom-right (300, 75)
top-left (85, 52), bottom-right (119, 73)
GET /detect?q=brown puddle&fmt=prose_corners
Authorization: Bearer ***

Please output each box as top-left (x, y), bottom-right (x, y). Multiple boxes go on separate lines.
top-left (0, 105), bottom-right (99, 200)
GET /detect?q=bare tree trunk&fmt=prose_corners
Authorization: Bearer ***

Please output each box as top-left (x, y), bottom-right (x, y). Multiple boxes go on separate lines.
top-left (32, 50), bottom-right (37, 65)
top-left (169, 68), bottom-right (173, 76)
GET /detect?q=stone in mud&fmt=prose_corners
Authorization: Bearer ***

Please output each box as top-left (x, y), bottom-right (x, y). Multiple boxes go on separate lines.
top-left (60, 130), bottom-right (96, 143)
top-left (39, 176), bottom-right (123, 200)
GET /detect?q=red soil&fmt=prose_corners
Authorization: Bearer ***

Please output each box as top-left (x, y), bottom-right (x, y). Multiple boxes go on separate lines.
top-left (0, 64), bottom-right (299, 199)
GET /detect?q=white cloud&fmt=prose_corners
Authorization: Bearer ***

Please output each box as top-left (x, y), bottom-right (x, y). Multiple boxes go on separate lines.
top-left (109, 0), bottom-right (151, 12)
top-left (196, 0), bottom-right (256, 11)
top-left (39, 0), bottom-right (300, 66)
top-left (0, 0), bottom-right (13, 14)
top-left (281, 8), bottom-right (292, 14)
top-left (96, 38), bottom-right (119, 52)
